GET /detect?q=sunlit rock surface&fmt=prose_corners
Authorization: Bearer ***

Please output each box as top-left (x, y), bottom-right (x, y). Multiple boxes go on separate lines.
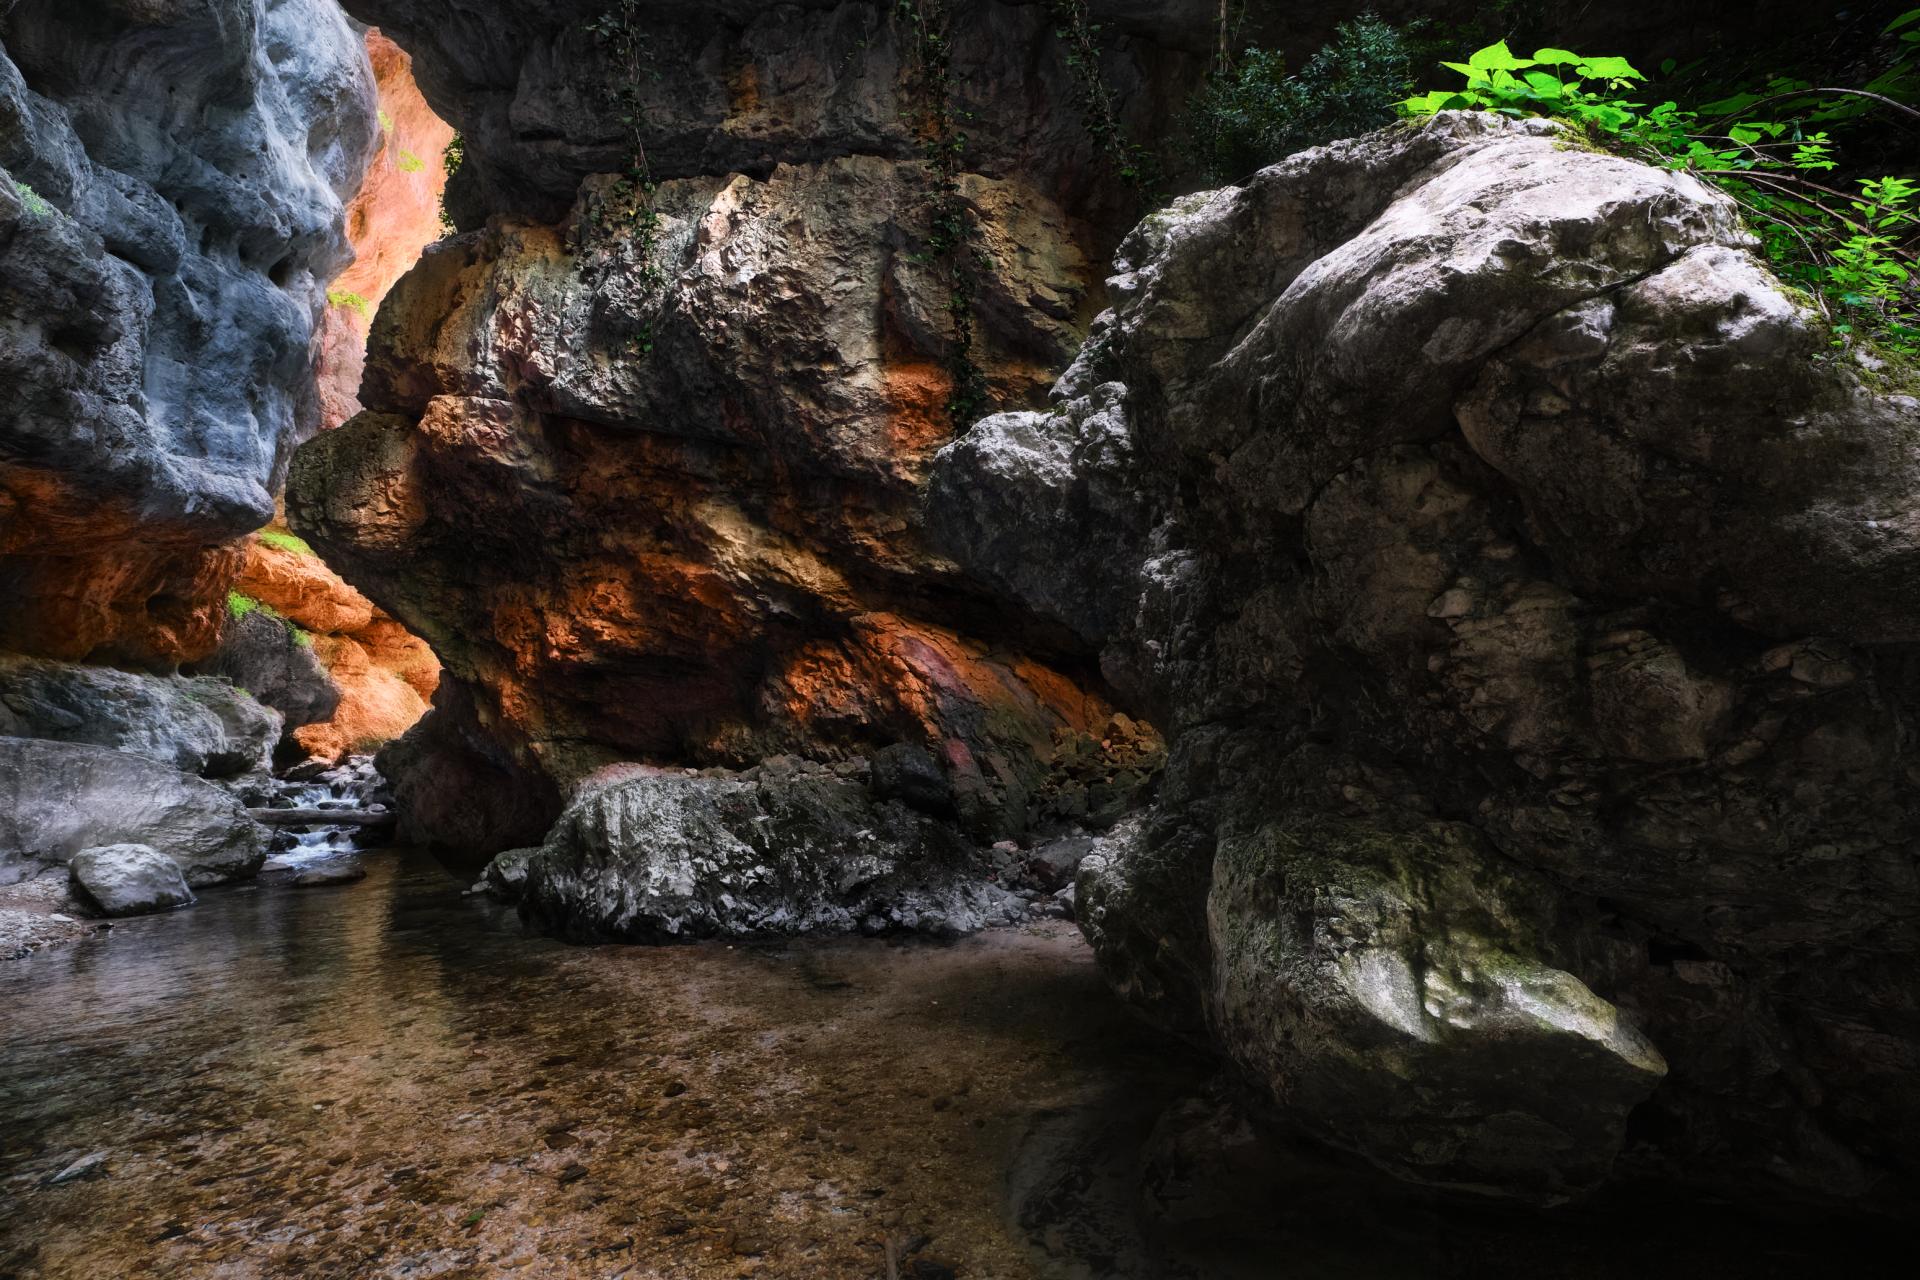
top-left (217, 530), bottom-right (438, 761)
top-left (936, 114), bottom-right (1920, 1204)
top-left (0, 0), bottom-right (378, 664)
top-left (315, 26), bottom-right (456, 434)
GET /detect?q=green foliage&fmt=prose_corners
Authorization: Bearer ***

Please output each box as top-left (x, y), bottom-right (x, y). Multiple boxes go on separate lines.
top-left (897, 0), bottom-right (990, 426)
top-left (326, 289), bottom-right (371, 320)
top-left (437, 132), bottom-right (465, 237)
top-left (1187, 14), bottom-right (1414, 182)
top-left (378, 108), bottom-right (394, 134)
top-left (396, 149), bottom-right (425, 174)
top-left (1047, 1), bottom-right (1157, 199)
top-left (11, 178), bottom-right (53, 218)
top-left (582, 0), bottom-right (665, 294)
top-left (258, 529), bottom-right (315, 556)
top-left (1400, 20), bottom-right (1920, 357)
top-left (226, 589), bottom-right (308, 645)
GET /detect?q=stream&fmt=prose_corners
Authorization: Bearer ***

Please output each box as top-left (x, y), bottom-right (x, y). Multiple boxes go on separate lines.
top-left (0, 851), bottom-right (1900, 1279)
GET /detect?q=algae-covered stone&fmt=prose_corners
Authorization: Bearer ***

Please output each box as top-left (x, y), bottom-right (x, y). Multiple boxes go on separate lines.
top-left (1208, 817), bottom-right (1665, 1202)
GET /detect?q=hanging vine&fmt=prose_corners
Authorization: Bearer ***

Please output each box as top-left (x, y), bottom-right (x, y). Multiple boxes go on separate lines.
top-left (582, 0), bottom-right (665, 288)
top-left (1048, 0), bottom-right (1159, 201)
top-left (895, 0), bottom-right (990, 427)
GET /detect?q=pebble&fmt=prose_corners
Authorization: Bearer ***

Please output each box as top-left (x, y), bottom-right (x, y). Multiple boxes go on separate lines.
top-left (46, 1152), bottom-right (108, 1185)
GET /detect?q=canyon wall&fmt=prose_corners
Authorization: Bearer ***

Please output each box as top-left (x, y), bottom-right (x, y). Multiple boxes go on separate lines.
top-left (0, 0), bottom-right (377, 665)
top-left (293, 0), bottom-right (1203, 851)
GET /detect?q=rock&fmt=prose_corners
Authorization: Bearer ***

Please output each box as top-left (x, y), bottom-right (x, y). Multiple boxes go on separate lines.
top-left (869, 743), bottom-right (954, 816)
top-left (44, 1151), bottom-right (108, 1186)
top-left (1209, 817), bottom-right (1665, 1202)
top-left (940, 114), bottom-right (1920, 1205)
top-left (227, 531), bottom-right (439, 761)
top-left (68, 845), bottom-right (196, 917)
top-left (315, 27), bottom-right (458, 434)
top-left (187, 611), bottom-right (341, 734)
top-left (287, 1), bottom-right (1192, 855)
top-left (293, 860), bottom-right (368, 887)
top-left (518, 766), bottom-right (1025, 943)
top-left (481, 846), bottom-right (538, 901)
top-left (0, 652), bottom-right (281, 777)
top-left (0, 0), bottom-right (378, 666)
top-left (0, 736), bottom-right (269, 888)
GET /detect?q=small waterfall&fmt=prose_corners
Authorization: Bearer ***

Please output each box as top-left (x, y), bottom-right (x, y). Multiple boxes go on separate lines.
top-left (258, 756), bottom-right (390, 870)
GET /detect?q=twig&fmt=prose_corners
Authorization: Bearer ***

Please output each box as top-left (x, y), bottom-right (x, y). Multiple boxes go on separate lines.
top-left (1703, 87), bottom-right (1920, 129)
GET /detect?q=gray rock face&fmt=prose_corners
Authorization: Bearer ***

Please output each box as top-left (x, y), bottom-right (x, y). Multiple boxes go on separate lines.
top-left (68, 843), bottom-right (195, 917)
top-left (0, 736), bottom-right (270, 888)
top-left (186, 611), bottom-right (342, 734)
top-left (939, 115), bottom-right (1920, 1205)
top-left (519, 764), bottom-right (1025, 942)
top-left (0, 652), bottom-right (280, 777)
top-left (0, 0), bottom-right (378, 664)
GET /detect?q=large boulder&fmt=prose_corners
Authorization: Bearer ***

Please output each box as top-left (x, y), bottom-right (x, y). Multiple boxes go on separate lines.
top-left (938, 114), bottom-right (1920, 1206)
top-left (186, 612), bottom-right (342, 735)
top-left (68, 844), bottom-right (196, 917)
top-left (518, 763), bottom-right (1024, 942)
top-left (0, 0), bottom-right (378, 666)
top-left (0, 652), bottom-right (281, 776)
top-left (0, 736), bottom-right (270, 887)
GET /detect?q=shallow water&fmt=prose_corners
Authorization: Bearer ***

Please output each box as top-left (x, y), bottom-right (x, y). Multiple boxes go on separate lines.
top-left (0, 853), bottom-right (1902, 1280)
top-left (0, 852), bottom-right (1211, 1279)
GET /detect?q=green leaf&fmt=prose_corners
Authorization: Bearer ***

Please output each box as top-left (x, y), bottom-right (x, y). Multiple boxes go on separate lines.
top-left (1696, 90), bottom-right (1762, 115)
top-left (1887, 8), bottom-right (1920, 33)
top-left (1523, 70), bottom-right (1566, 98)
top-left (1532, 47), bottom-right (1583, 66)
top-left (1575, 55), bottom-right (1645, 83)
top-left (1467, 41), bottom-right (1534, 72)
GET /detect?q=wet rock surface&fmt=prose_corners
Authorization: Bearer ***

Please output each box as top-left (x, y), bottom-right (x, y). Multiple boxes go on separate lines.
top-left (0, 0), bottom-right (378, 666)
top-left (518, 762), bottom-right (1025, 942)
top-left (935, 114), bottom-right (1920, 1204)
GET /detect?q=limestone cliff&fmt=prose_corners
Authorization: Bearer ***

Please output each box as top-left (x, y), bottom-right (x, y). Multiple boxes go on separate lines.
top-left (0, 0), bottom-right (378, 665)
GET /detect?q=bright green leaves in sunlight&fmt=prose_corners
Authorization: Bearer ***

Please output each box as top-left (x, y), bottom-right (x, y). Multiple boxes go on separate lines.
top-left (1399, 22), bottom-right (1920, 360)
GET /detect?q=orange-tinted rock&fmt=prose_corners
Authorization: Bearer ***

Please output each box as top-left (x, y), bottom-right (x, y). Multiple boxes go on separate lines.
top-left (291, 633), bottom-right (432, 760)
top-left (237, 542), bottom-right (375, 636)
top-left (314, 28), bottom-right (456, 433)
top-left (287, 11), bottom-right (1170, 853)
top-left (232, 529), bottom-right (437, 761)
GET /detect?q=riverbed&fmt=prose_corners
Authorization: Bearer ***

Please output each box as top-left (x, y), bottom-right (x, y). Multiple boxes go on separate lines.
top-left (0, 853), bottom-right (1899, 1280)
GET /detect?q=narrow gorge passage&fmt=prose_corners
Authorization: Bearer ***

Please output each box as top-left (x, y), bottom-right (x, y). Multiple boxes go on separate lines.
top-left (5, 1), bottom-right (1920, 1278)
